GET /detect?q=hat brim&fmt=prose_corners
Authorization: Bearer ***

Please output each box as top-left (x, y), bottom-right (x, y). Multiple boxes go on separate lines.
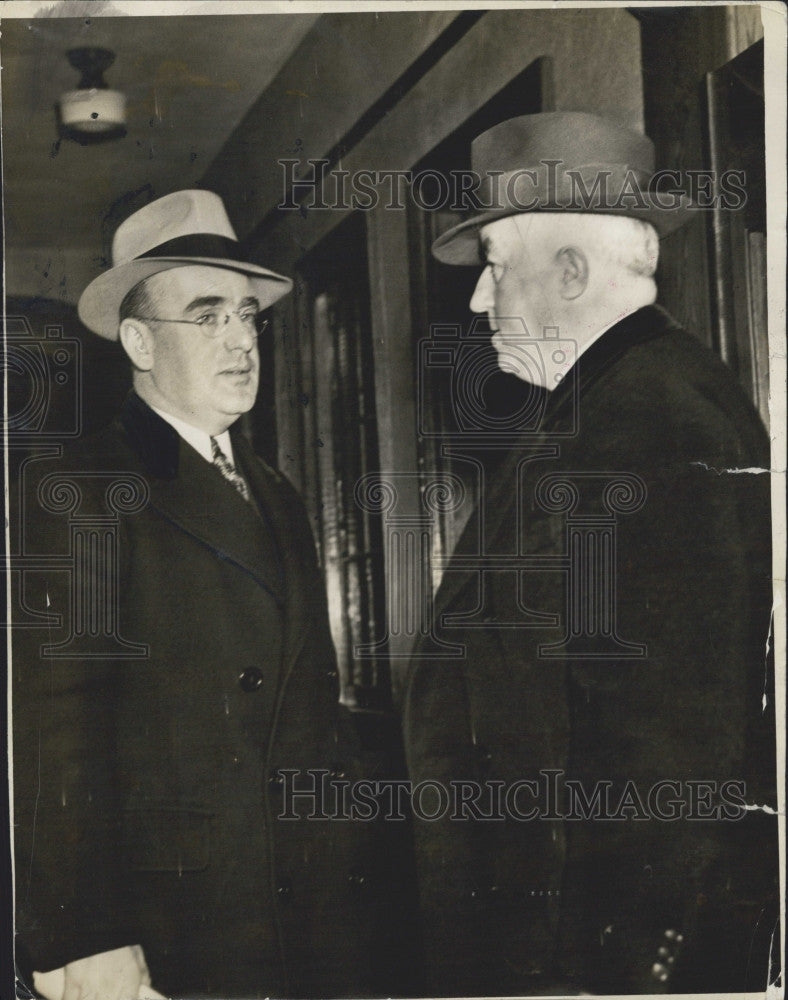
top-left (78, 257), bottom-right (293, 339)
top-left (432, 199), bottom-right (696, 266)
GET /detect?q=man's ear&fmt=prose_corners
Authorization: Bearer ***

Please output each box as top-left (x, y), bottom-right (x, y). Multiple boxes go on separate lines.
top-left (119, 319), bottom-right (154, 372)
top-left (555, 245), bottom-right (588, 300)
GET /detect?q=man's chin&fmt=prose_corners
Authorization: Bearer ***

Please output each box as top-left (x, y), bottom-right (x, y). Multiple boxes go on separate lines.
top-left (218, 392), bottom-right (258, 420)
top-left (504, 369), bottom-right (546, 389)
top-left (494, 350), bottom-right (544, 388)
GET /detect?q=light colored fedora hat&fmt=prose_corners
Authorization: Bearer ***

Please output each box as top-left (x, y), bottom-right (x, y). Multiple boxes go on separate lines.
top-left (78, 189), bottom-right (293, 338)
top-left (432, 112), bottom-right (694, 265)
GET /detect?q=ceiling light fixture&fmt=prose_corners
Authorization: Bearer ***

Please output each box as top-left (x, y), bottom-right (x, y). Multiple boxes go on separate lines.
top-left (59, 47), bottom-right (126, 144)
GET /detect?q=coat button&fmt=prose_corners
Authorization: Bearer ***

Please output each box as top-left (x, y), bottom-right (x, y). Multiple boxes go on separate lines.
top-left (239, 667), bottom-right (263, 692)
top-left (268, 769), bottom-right (284, 793)
top-left (347, 870), bottom-right (369, 890)
top-left (329, 762), bottom-right (345, 779)
top-left (277, 879), bottom-right (292, 903)
top-left (651, 962), bottom-right (669, 982)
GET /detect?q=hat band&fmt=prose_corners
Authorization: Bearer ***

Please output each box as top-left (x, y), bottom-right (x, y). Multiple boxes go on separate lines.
top-left (136, 233), bottom-right (246, 263)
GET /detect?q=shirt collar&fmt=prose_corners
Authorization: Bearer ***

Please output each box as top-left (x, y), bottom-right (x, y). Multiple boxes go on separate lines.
top-left (544, 304), bottom-right (679, 422)
top-left (542, 311), bottom-right (638, 394)
top-left (147, 403), bottom-right (235, 465)
top-left (575, 315), bottom-right (623, 361)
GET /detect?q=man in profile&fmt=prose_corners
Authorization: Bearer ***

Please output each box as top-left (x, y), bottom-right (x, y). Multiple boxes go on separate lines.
top-left (404, 112), bottom-right (778, 995)
top-left (13, 190), bottom-right (381, 999)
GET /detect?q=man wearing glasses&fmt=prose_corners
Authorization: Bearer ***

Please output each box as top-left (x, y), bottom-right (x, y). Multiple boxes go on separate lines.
top-left (12, 191), bottom-right (379, 999)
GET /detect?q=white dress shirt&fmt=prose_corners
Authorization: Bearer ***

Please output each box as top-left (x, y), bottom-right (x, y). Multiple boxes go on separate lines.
top-left (148, 404), bottom-right (236, 466)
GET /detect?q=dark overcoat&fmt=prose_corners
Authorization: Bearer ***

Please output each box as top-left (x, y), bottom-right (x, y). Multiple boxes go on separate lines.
top-left (13, 392), bottom-right (383, 998)
top-left (403, 305), bottom-right (778, 995)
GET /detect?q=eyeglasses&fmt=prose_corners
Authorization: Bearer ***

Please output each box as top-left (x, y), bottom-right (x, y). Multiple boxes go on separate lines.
top-left (137, 309), bottom-right (269, 339)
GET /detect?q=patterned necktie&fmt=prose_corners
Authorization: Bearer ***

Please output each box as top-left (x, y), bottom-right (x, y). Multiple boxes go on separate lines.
top-left (211, 437), bottom-right (251, 503)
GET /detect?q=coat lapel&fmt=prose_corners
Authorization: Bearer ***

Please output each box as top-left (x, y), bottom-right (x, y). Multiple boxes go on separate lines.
top-left (232, 434), bottom-right (308, 673)
top-left (118, 393), bottom-right (284, 605)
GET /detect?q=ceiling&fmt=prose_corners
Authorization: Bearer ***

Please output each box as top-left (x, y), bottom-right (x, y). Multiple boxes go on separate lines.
top-left (1, 11), bottom-right (318, 302)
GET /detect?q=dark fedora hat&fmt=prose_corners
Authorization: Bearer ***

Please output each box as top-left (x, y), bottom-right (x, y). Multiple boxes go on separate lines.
top-left (432, 111), bottom-right (694, 265)
top-left (78, 189), bottom-right (293, 339)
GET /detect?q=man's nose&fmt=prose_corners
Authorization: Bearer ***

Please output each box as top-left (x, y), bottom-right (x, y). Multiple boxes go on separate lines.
top-left (224, 315), bottom-right (256, 351)
top-left (469, 266), bottom-right (494, 314)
